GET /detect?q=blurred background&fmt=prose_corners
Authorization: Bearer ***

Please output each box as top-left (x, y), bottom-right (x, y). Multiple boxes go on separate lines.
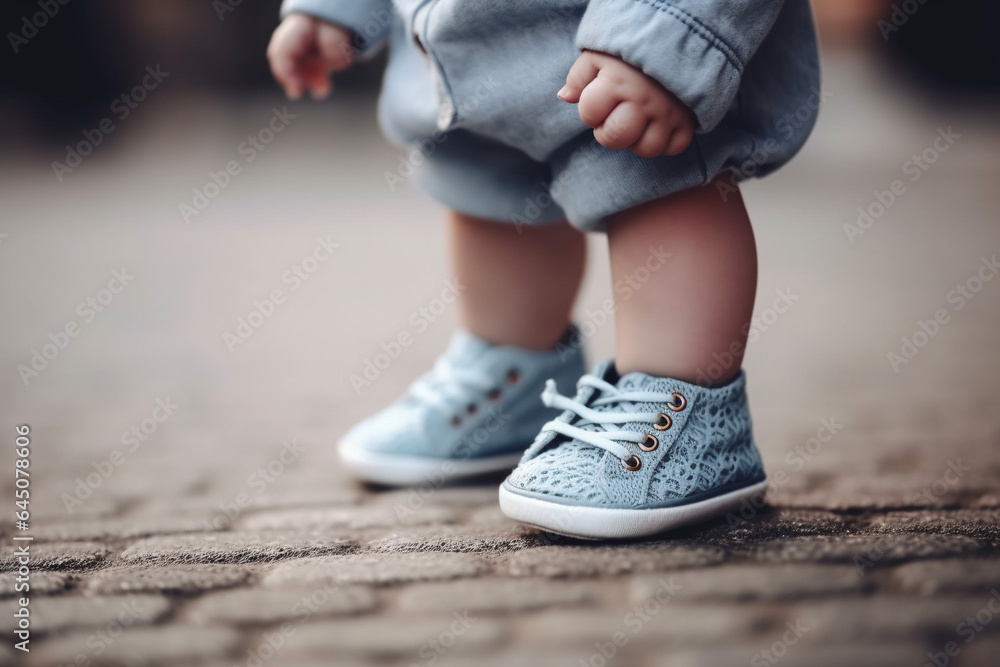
top-left (1, 1), bottom-right (1000, 666)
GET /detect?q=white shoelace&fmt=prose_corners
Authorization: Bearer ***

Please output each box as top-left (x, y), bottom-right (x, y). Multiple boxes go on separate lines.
top-left (538, 374), bottom-right (680, 462)
top-left (410, 357), bottom-right (497, 415)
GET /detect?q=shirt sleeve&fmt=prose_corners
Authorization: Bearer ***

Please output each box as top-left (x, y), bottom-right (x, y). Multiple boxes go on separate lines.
top-left (280, 0), bottom-right (394, 58)
top-left (576, 0), bottom-right (786, 132)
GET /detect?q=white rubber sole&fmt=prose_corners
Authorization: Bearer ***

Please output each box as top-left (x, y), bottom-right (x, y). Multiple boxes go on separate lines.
top-left (499, 479), bottom-right (769, 540)
top-left (338, 439), bottom-right (523, 487)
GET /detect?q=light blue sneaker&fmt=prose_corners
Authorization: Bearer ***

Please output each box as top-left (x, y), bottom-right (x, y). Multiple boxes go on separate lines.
top-left (499, 360), bottom-right (768, 539)
top-left (338, 328), bottom-right (586, 486)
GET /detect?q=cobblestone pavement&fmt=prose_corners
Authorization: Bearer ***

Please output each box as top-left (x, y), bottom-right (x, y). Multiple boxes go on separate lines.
top-left (2, 53), bottom-right (1000, 667)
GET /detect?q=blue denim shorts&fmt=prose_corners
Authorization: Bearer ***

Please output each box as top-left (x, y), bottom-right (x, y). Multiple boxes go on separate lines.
top-left (411, 126), bottom-right (735, 233)
top-left (283, 0), bottom-right (821, 231)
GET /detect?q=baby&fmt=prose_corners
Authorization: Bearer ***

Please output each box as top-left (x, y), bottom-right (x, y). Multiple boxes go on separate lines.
top-left (268, 0), bottom-right (819, 539)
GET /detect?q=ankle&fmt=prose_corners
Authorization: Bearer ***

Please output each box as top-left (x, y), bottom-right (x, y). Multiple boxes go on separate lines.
top-left (614, 359), bottom-right (741, 388)
top-left (465, 322), bottom-right (574, 352)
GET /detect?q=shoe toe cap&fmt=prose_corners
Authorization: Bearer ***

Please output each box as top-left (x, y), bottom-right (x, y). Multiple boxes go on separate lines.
top-left (341, 403), bottom-right (433, 456)
top-left (505, 442), bottom-right (616, 506)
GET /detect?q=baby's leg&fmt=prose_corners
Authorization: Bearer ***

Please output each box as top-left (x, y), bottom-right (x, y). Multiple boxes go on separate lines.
top-left (449, 211), bottom-right (586, 350)
top-left (607, 177), bottom-right (757, 385)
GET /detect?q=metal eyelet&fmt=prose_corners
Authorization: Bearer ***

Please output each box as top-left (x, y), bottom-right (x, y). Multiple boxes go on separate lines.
top-left (467, 404), bottom-right (478, 415)
top-left (653, 413), bottom-right (672, 431)
top-left (621, 454), bottom-right (642, 471)
top-left (667, 392), bottom-right (687, 412)
top-left (486, 388), bottom-right (501, 401)
top-left (506, 369), bottom-right (521, 384)
top-left (639, 434), bottom-right (659, 451)
top-left (451, 415), bottom-right (462, 427)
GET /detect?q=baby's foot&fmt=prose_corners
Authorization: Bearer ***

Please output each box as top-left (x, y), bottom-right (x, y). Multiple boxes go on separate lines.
top-left (500, 361), bottom-right (767, 539)
top-left (338, 329), bottom-right (585, 486)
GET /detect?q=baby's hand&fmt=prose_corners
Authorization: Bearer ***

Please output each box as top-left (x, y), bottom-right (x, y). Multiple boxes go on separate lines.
top-left (559, 50), bottom-right (695, 158)
top-left (267, 13), bottom-right (354, 100)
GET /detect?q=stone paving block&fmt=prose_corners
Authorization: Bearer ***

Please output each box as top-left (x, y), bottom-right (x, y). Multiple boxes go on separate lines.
top-left (960, 635), bottom-right (1000, 667)
top-left (889, 558), bottom-right (1000, 595)
top-left (29, 625), bottom-right (242, 666)
top-left (630, 564), bottom-right (870, 603)
top-left (252, 486), bottom-right (363, 509)
top-left (366, 523), bottom-right (539, 555)
top-left (750, 533), bottom-right (983, 567)
top-left (682, 509), bottom-right (851, 545)
top-left (187, 585), bottom-right (376, 624)
top-left (31, 514), bottom-right (217, 542)
top-left (0, 594), bottom-right (169, 634)
top-left (867, 510), bottom-right (1000, 542)
top-left (433, 651), bottom-right (582, 667)
top-left (660, 642), bottom-right (929, 667)
top-left (397, 577), bottom-right (598, 613)
top-left (504, 543), bottom-right (726, 578)
top-left (264, 552), bottom-right (491, 587)
top-left (518, 605), bottom-right (770, 648)
top-left (0, 571), bottom-right (69, 597)
top-left (282, 614), bottom-right (506, 657)
top-left (85, 564), bottom-right (251, 595)
top-left (0, 542), bottom-right (110, 571)
top-left (466, 505), bottom-right (534, 527)
top-left (118, 531), bottom-right (354, 565)
top-left (792, 596), bottom-right (995, 642)
top-left (371, 485), bottom-right (503, 509)
top-left (240, 505), bottom-right (460, 531)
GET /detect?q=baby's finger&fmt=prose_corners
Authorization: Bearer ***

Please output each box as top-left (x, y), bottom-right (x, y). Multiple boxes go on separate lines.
top-left (307, 74), bottom-right (332, 100)
top-left (302, 61), bottom-right (333, 100)
top-left (558, 54), bottom-right (600, 103)
top-left (664, 124), bottom-right (694, 156)
top-left (629, 121), bottom-right (671, 159)
top-left (594, 102), bottom-right (646, 150)
top-left (317, 25), bottom-right (354, 71)
top-left (267, 38), bottom-right (307, 100)
top-left (577, 75), bottom-right (621, 128)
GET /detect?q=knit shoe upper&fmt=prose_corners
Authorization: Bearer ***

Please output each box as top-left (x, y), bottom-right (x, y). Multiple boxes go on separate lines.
top-left (503, 360), bottom-right (765, 508)
top-left (341, 328), bottom-right (586, 462)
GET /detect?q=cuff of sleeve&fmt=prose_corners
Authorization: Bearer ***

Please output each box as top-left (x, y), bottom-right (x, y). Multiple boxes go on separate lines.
top-left (576, 0), bottom-right (744, 133)
top-left (280, 0), bottom-right (392, 58)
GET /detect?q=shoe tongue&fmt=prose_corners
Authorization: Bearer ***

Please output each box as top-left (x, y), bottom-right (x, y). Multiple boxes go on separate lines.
top-left (617, 371), bottom-right (657, 392)
top-left (444, 331), bottom-right (494, 368)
